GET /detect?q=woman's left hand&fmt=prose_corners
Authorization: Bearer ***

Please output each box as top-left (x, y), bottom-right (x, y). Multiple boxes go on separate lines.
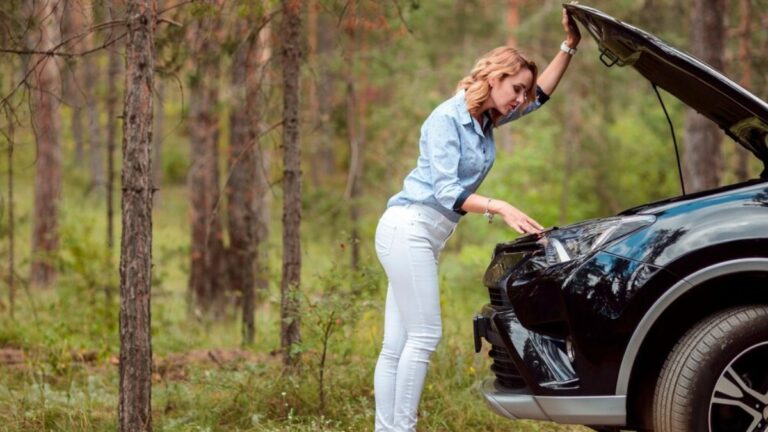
top-left (562, 7), bottom-right (581, 47)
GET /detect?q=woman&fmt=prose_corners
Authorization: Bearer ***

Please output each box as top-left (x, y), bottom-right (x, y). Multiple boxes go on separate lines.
top-left (373, 8), bottom-right (581, 432)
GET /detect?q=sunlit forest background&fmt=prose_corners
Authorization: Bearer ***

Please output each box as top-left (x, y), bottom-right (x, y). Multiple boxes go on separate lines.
top-left (0, 0), bottom-right (767, 430)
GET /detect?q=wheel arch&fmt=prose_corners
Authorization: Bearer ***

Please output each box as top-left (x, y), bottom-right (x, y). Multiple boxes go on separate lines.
top-left (618, 258), bottom-right (768, 429)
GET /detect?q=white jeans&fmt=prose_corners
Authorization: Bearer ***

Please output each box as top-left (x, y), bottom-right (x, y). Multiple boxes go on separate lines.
top-left (373, 204), bottom-right (457, 432)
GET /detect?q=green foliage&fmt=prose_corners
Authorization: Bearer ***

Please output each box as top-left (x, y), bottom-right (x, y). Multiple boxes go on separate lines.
top-left (161, 145), bottom-right (189, 185)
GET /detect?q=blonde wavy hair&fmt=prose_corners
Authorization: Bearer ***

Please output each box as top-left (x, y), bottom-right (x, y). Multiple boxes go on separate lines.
top-left (457, 46), bottom-right (538, 122)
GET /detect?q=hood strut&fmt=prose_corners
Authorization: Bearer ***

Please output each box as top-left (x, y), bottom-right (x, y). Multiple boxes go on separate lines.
top-left (652, 82), bottom-right (686, 196)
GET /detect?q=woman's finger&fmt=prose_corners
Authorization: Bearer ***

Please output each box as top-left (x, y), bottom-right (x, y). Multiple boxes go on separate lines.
top-left (528, 223), bottom-right (542, 234)
top-left (520, 220), bottom-right (538, 234)
top-left (561, 9), bottom-right (569, 30)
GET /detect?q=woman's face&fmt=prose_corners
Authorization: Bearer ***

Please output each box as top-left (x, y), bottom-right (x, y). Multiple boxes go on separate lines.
top-left (488, 68), bottom-right (534, 116)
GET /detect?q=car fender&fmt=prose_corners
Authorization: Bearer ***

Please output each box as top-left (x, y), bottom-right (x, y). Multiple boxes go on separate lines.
top-left (615, 257), bottom-right (768, 395)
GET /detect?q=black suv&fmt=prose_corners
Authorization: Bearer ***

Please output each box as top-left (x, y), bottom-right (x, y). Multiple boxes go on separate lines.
top-left (473, 4), bottom-right (768, 432)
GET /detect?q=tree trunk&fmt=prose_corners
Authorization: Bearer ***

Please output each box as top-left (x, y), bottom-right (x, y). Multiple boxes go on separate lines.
top-left (683, 0), bottom-right (725, 192)
top-left (7, 116), bottom-right (15, 318)
top-left (60, 0), bottom-right (85, 166)
top-left (253, 21), bottom-right (272, 318)
top-left (306, 0), bottom-right (320, 186)
top-left (187, 11), bottom-right (228, 317)
top-left (343, 3), bottom-right (365, 272)
top-left (498, 0), bottom-right (521, 153)
top-left (735, 0), bottom-right (751, 182)
top-left (281, 0), bottom-right (302, 370)
top-left (228, 14), bottom-right (271, 346)
top-left (118, 0), bottom-right (156, 431)
top-left (26, 0), bottom-right (62, 288)
top-left (506, 0), bottom-right (520, 47)
top-left (79, 0), bottom-right (104, 191)
top-left (315, 5), bottom-right (336, 184)
top-left (106, 0), bottom-right (123, 252)
top-left (346, 77), bottom-right (362, 271)
top-left (228, 40), bottom-right (255, 343)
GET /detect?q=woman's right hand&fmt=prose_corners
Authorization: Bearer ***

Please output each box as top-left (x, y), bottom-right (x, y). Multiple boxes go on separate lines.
top-left (491, 200), bottom-right (544, 235)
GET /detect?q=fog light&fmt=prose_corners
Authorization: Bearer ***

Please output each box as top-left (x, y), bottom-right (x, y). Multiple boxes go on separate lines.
top-left (566, 337), bottom-right (576, 363)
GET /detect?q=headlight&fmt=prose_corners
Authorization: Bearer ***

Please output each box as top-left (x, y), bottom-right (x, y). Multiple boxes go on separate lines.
top-left (540, 215), bottom-right (655, 264)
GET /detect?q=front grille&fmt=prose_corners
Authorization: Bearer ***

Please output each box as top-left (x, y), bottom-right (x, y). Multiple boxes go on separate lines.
top-left (488, 344), bottom-right (525, 389)
top-left (487, 286), bottom-right (507, 307)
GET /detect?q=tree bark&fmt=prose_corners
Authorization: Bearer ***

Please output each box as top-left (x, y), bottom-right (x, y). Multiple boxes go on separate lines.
top-left (26, 0), bottom-right (62, 288)
top-left (118, 0), bottom-right (156, 431)
top-left (683, 0), bottom-right (725, 192)
top-left (187, 9), bottom-right (228, 317)
top-left (281, 0), bottom-right (302, 370)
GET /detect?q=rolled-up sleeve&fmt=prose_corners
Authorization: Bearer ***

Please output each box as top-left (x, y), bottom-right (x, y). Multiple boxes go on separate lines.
top-left (425, 114), bottom-right (468, 213)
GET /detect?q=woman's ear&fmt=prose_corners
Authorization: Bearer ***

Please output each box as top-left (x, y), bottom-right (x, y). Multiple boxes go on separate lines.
top-left (489, 76), bottom-right (500, 89)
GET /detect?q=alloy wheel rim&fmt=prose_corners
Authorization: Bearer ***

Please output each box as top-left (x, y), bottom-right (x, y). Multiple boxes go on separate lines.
top-left (709, 341), bottom-right (768, 431)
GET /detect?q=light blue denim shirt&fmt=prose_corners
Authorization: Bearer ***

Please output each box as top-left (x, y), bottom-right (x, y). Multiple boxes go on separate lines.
top-left (387, 87), bottom-right (549, 222)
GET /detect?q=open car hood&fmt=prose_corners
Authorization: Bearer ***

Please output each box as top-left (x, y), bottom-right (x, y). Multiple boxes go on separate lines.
top-left (566, 4), bottom-right (768, 172)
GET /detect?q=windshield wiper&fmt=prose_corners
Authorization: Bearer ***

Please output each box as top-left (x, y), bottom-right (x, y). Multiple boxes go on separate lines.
top-left (652, 82), bottom-right (686, 196)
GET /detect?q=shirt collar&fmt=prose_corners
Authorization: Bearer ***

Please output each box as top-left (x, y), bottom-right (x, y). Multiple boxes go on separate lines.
top-left (454, 89), bottom-right (489, 137)
top-left (454, 89), bottom-right (473, 126)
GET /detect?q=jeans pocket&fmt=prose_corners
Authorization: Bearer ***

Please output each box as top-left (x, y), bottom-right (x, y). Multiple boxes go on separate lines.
top-left (439, 226), bottom-right (456, 251)
top-left (375, 218), bottom-right (397, 257)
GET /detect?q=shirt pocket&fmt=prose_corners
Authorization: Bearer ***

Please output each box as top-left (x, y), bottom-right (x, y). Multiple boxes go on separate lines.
top-left (458, 141), bottom-right (484, 178)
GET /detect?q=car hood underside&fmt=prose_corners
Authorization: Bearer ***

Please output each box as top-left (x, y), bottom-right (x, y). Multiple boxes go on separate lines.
top-left (566, 4), bottom-right (768, 172)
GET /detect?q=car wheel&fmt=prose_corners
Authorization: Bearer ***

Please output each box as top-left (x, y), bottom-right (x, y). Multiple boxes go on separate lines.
top-left (653, 305), bottom-right (768, 432)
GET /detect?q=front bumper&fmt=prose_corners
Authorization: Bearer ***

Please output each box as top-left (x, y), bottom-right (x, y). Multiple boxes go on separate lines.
top-left (474, 305), bottom-right (577, 390)
top-left (481, 378), bottom-right (627, 425)
top-left (474, 306), bottom-right (627, 426)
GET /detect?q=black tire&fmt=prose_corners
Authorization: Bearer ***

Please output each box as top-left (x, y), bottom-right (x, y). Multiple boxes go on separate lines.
top-left (653, 305), bottom-right (768, 432)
